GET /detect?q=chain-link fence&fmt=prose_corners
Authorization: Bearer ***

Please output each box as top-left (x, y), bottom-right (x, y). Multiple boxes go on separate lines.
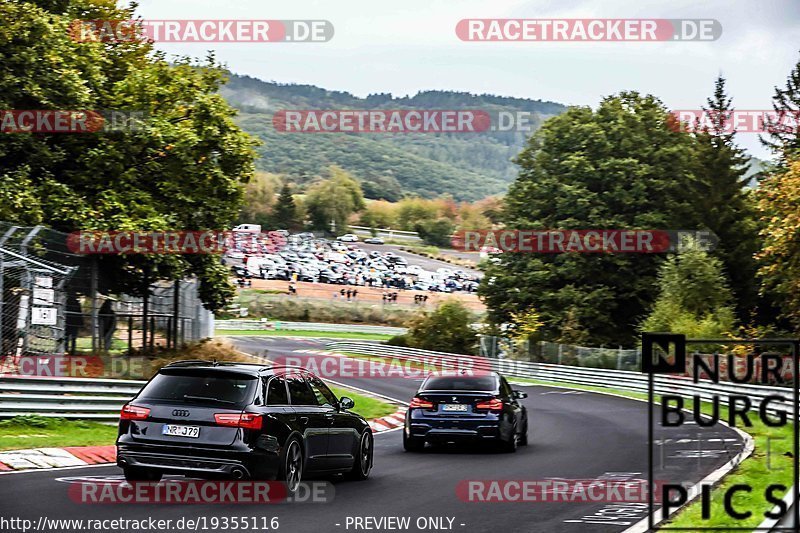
top-left (478, 335), bottom-right (642, 370)
top-left (0, 223), bottom-right (213, 362)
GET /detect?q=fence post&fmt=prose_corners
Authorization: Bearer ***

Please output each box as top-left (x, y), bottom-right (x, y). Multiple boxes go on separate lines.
top-left (141, 287), bottom-right (149, 351)
top-left (172, 280), bottom-right (180, 348)
top-left (127, 315), bottom-right (132, 354)
top-left (618, 346), bottom-right (624, 369)
top-left (149, 317), bottom-right (155, 350)
top-left (558, 343), bottom-right (563, 365)
top-left (90, 257), bottom-right (98, 353)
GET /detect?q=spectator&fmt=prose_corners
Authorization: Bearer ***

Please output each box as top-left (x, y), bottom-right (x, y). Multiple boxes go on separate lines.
top-left (65, 294), bottom-right (83, 354)
top-left (352, 289), bottom-right (358, 300)
top-left (346, 289), bottom-right (352, 300)
top-left (99, 299), bottom-right (117, 352)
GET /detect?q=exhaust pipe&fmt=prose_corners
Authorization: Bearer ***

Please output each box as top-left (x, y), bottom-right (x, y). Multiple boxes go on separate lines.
top-left (231, 468), bottom-right (245, 480)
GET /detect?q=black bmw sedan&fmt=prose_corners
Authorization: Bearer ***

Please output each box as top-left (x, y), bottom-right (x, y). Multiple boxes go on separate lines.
top-left (116, 361), bottom-right (373, 492)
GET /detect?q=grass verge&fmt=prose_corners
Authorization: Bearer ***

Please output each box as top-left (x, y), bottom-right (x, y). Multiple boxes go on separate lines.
top-left (217, 329), bottom-right (393, 341)
top-left (0, 391), bottom-right (396, 453)
top-left (329, 386), bottom-right (398, 420)
top-left (0, 416), bottom-right (118, 451)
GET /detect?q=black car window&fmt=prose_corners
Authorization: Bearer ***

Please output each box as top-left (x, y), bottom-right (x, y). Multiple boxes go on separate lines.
top-left (421, 375), bottom-right (497, 392)
top-left (286, 373), bottom-right (318, 406)
top-left (138, 371), bottom-right (256, 407)
top-left (307, 374), bottom-right (338, 407)
top-left (266, 376), bottom-right (289, 405)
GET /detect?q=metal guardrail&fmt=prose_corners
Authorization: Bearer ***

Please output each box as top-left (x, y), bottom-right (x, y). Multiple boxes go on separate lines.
top-left (349, 225), bottom-right (422, 242)
top-left (1, 341), bottom-right (795, 422)
top-left (0, 375), bottom-right (145, 421)
top-left (217, 320), bottom-right (406, 335)
top-left (325, 342), bottom-right (798, 416)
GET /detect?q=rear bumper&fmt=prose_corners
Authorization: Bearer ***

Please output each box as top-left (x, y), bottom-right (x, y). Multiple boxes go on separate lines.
top-left (116, 443), bottom-right (280, 479)
top-left (406, 413), bottom-right (502, 441)
top-left (416, 427), bottom-right (500, 440)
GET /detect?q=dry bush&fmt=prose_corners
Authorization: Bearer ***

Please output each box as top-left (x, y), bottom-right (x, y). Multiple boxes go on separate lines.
top-left (144, 339), bottom-right (257, 378)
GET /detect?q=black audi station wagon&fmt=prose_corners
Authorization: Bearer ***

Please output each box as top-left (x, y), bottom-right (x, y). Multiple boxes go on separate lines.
top-left (116, 361), bottom-right (373, 492)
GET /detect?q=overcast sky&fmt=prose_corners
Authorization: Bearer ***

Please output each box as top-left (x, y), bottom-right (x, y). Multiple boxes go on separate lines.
top-left (137, 0), bottom-right (800, 159)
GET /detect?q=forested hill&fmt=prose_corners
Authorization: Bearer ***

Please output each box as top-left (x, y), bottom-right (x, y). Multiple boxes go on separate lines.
top-left (219, 73), bottom-right (568, 201)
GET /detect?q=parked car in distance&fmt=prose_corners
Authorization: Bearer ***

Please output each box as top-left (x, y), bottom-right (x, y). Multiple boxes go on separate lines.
top-left (116, 362), bottom-right (374, 492)
top-left (363, 237), bottom-right (384, 244)
top-left (337, 234), bottom-right (359, 242)
top-left (404, 372), bottom-right (528, 453)
top-left (232, 224), bottom-right (262, 234)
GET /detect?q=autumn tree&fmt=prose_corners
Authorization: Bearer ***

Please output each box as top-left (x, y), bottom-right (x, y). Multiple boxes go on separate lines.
top-left (756, 159), bottom-right (800, 329)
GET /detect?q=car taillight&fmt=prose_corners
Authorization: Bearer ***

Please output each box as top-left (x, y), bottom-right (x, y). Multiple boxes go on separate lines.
top-left (215, 413), bottom-right (263, 430)
top-left (475, 398), bottom-right (504, 411)
top-left (120, 404), bottom-right (150, 420)
top-left (409, 397), bottom-right (434, 410)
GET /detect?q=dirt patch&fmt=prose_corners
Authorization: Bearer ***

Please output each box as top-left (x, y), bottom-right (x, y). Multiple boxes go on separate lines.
top-left (247, 279), bottom-right (486, 311)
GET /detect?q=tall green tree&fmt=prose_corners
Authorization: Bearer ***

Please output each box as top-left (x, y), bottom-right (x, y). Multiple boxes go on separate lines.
top-left (641, 247), bottom-right (736, 338)
top-left (414, 218), bottom-right (454, 247)
top-left (405, 300), bottom-right (477, 355)
top-left (762, 52), bottom-right (800, 166)
top-left (688, 77), bottom-right (761, 322)
top-left (0, 0), bottom-right (258, 310)
top-left (304, 166), bottom-right (365, 233)
top-left (273, 182), bottom-right (301, 230)
top-left (479, 92), bottom-right (702, 346)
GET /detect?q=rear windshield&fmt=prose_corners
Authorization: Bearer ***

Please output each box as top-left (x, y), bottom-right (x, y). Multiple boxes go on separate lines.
top-left (138, 371), bottom-right (257, 406)
top-left (421, 375), bottom-right (497, 392)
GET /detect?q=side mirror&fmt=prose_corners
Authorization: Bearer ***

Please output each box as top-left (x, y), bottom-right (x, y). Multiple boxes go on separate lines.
top-left (339, 396), bottom-right (355, 410)
top-left (513, 390), bottom-right (528, 400)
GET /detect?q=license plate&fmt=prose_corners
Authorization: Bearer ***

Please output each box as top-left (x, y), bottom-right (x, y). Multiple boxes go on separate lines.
top-left (442, 404), bottom-right (468, 412)
top-left (162, 424), bottom-right (200, 438)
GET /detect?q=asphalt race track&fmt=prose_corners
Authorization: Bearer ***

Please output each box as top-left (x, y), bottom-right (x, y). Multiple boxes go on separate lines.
top-left (0, 337), bottom-right (746, 533)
